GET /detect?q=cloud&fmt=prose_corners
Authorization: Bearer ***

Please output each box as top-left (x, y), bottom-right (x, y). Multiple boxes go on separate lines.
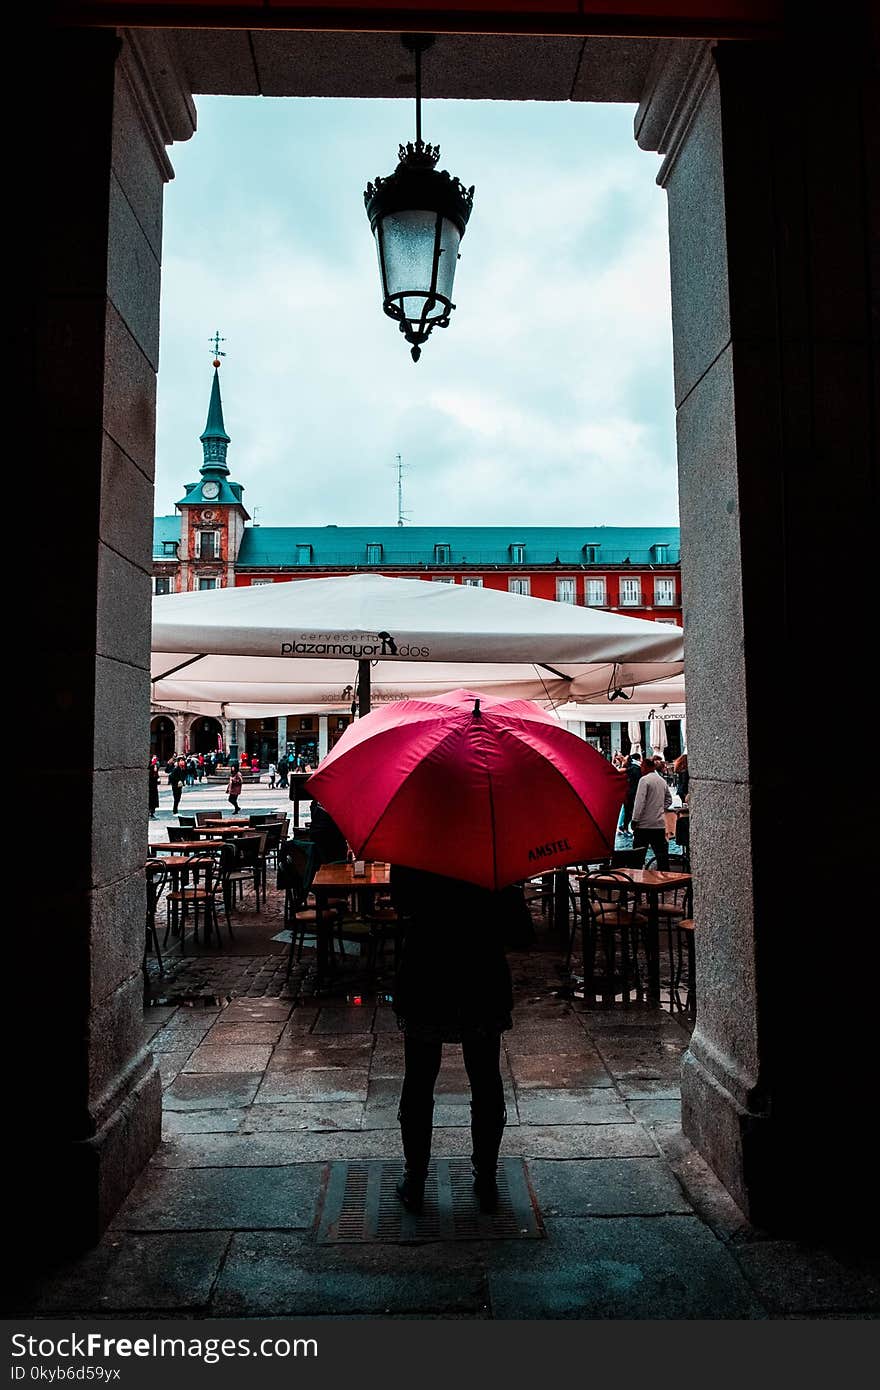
top-left (155, 97), bottom-right (678, 529)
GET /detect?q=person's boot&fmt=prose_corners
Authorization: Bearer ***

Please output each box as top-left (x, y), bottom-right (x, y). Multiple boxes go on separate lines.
top-left (471, 1104), bottom-right (507, 1213)
top-left (396, 1103), bottom-right (433, 1213)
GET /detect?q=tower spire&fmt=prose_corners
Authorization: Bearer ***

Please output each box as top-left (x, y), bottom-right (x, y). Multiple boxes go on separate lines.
top-left (200, 335), bottom-right (230, 477)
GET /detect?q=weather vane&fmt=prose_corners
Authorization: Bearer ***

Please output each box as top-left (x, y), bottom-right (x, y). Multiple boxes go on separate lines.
top-left (209, 330), bottom-right (226, 367)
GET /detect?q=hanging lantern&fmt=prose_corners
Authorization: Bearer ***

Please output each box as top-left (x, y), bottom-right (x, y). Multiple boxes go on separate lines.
top-left (364, 36), bottom-right (474, 362)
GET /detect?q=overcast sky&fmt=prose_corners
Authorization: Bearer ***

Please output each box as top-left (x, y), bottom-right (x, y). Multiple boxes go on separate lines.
top-left (155, 95), bottom-right (678, 529)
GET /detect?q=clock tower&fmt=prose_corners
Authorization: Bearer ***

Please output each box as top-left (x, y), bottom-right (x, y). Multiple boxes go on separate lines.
top-left (175, 349), bottom-right (249, 591)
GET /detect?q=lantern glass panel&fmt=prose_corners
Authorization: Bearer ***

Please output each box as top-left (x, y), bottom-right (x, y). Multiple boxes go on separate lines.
top-left (376, 209), bottom-right (461, 322)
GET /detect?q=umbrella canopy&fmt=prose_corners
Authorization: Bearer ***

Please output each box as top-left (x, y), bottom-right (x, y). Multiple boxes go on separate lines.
top-left (627, 719), bottom-right (643, 755)
top-left (307, 688), bottom-right (627, 890)
top-left (649, 717), bottom-right (667, 756)
top-left (151, 572), bottom-right (684, 711)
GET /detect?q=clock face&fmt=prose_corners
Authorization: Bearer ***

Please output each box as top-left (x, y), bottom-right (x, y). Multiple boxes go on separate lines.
top-left (201, 480), bottom-right (220, 499)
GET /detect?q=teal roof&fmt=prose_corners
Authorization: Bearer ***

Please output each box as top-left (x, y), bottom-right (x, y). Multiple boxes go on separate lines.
top-left (176, 478), bottom-right (248, 510)
top-left (200, 368), bottom-right (230, 446)
top-left (153, 515), bottom-right (181, 559)
top-left (236, 526), bottom-right (680, 569)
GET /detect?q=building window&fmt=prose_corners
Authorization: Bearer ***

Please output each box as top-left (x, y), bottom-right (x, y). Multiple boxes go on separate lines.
top-left (654, 576), bottom-right (676, 606)
top-left (651, 543), bottom-right (669, 563)
top-left (462, 577), bottom-right (484, 587)
top-left (198, 531), bottom-right (218, 560)
top-left (162, 540), bottom-right (178, 557)
top-left (585, 578), bottom-right (607, 606)
top-left (432, 576), bottom-right (456, 584)
top-left (251, 579), bottom-right (274, 586)
top-left (154, 577), bottom-right (172, 595)
top-left (508, 578), bottom-right (530, 596)
top-left (619, 577), bottom-right (642, 606)
top-left (434, 543), bottom-right (451, 564)
top-left (556, 578), bottom-right (576, 604)
top-left (198, 577), bottom-right (218, 591)
top-left (509, 543), bottom-right (526, 564)
top-left (295, 544), bottom-right (312, 565)
top-left (366, 543), bottom-right (383, 564)
top-left (582, 544), bottom-right (599, 563)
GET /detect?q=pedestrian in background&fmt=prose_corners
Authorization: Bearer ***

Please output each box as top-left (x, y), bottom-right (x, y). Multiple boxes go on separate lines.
top-left (169, 757), bottom-right (187, 815)
top-left (227, 765), bottom-right (243, 814)
top-left (268, 761), bottom-right (277, 789)
top-left (631, 756), bottom-right (672, 870)
top-left (148, 762), bottom-right (160, 819)
top-left (621, 753), bottom-right (642, 836)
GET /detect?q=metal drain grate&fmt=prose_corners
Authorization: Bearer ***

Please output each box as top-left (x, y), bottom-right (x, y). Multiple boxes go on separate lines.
top-left (316, 1158), bottom-right (544, 1243)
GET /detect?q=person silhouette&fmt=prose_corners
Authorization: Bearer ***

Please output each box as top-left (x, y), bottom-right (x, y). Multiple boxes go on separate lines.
top-left (389, 866), bottom-right (527, 1215)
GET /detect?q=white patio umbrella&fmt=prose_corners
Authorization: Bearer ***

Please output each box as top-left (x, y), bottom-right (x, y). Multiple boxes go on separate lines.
top-left (627, 719), bottom-right (643, 756)
top-left (649, 716), bottom-right (668, 757)
top-left (151, 573), bottom-right (684, 713)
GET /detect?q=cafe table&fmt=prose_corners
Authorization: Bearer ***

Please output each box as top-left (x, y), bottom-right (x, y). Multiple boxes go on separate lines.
top-left (146, 850), bottom-right (218, 946)
top-left (310, 861), bottom-right (392, 990)
top-left (583, 866), bottom-right (692, 1003)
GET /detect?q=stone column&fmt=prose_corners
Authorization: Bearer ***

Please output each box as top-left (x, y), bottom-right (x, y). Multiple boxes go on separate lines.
top-left (277, 714), bottom-right (288, 759)
top-left (22, 28), bottom-right (195, 1254)
top-left (318, 716), bottom-right (330, 762)
top-left (637, 28), bottom-right (878, 1235)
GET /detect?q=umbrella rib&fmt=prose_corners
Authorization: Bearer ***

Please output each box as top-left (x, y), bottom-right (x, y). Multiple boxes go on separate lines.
top-left (470, 715), bottom-right (499, 890)
top-left (151, 654), bottom-right (208, 684)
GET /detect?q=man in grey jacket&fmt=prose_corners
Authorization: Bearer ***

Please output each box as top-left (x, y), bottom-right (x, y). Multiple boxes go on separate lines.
top-left (631, 761), bottom-right (673, 870)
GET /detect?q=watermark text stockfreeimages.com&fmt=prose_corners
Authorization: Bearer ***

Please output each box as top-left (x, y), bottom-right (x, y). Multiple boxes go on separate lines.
top-left (10, 1332), bottom-right (317, 1372)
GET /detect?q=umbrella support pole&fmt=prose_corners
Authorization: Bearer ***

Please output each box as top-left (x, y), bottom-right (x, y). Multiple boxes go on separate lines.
top-left (357, 659), bottom-right (371, 716)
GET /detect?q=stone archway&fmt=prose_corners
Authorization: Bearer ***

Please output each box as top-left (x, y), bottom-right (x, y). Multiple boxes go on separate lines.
top-left (33, 11), bottom-right (878, 1253)
top-left (149, 715), bottom-right (175, 764)
top-left (188, 715), bottom-right (223, 756)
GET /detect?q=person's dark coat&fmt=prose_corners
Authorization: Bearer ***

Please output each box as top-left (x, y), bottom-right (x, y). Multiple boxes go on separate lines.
top-left (169, 764), bottom-right (187, 794)
top-left (309, 800), bottom-right (349, 864)
top-left (149, 765), bottom-right (160, 813)
top-left (389, 867), bottom-right (517, 1041)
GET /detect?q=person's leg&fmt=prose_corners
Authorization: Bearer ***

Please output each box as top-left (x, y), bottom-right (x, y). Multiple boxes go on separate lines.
top-left (397, 1035), bottom-right (442, 1210)
top-left (650, 829), bottom-right (669, 871)
top-left (462, 1032), bottom-right (506, 1212)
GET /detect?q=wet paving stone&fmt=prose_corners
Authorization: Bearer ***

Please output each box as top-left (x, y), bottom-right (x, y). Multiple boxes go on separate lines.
top-left (732, 1241), bottom-right (880, 1315)
top-left (501, 1123), bottom-right (657, 1161)
top-left (273, 1033), bottom-right (373, 1065)
top-left (615, 1078), bottom-right (681, 1100)
top-left (516, 1089), bottom-right (634, 1127)
top-left (312, 1006), bottom-right (376, 1034)
top-left (241, 1102), bottom-right (365, 1133)
top-left (18, 1233), bottom-right (231, 1315)
top-left (626, 1098), bottom-right (682, 1125)
top-left (508, 1050), bottom-right (614, 1090)
top-left (526, 1158), bottom-right (693, 1217)
top-left (162, 1108), bottom-right (248, 1136)
top-left (112, 1163), bottom-right (324, 1231)
top-left (486, 1217), bottom-right (767, 1319)
top-left (213, 1232), bottom-right (489, 1317)
top-left (163, 1072), bottom-right (263, 1111)
top-left (183, 1043), bottom-right (275, 1074)
top-left (149, 1016), bottom-right (217, 1051)
top-left (156, 1050), bottom-right (192, 1088)
top-left (504, 1023), bottom-right (591, 1055)
top-left (219, 999), bottom-right (294, 1021)
top-left (202, 1020), bottom-right (287, 1045)
top-left (255, 1066), bottom-right (370, 1105)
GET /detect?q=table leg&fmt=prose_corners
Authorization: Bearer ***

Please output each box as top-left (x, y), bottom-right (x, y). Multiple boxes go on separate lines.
top-left (314, 893), bottom-right (330, 991)
top-left (646, 893), bottom-right (661, 1003)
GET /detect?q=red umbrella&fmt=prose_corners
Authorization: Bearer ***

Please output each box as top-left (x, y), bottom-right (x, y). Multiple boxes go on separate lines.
top-left (307, 688), bottom-right (626, 890)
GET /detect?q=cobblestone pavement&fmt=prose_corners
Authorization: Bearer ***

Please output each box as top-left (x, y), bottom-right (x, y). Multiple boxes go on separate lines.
top-left (16, 802), bottom-right (880, 1319)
